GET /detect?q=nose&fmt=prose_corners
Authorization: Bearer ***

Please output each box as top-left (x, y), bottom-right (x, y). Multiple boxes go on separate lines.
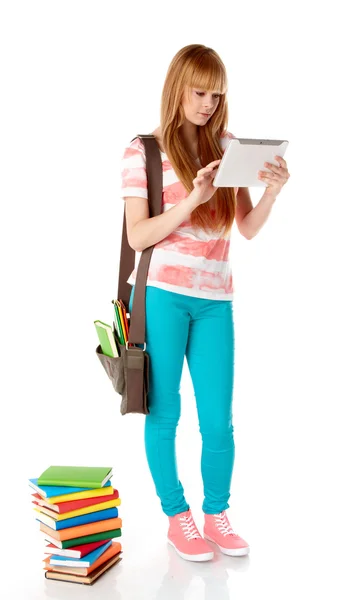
top-left (202, 97), bottom-right (215, 110)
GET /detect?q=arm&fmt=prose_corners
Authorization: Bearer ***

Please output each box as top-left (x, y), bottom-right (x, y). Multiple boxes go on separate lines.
top-left (121, 140), bottom-right (223, 252)
top-left (235, 187), bottom-right (276, 240)
top-left (121, 139), bottom-right (201, 252)
top-left (125, 193), bottom-right (199, 252)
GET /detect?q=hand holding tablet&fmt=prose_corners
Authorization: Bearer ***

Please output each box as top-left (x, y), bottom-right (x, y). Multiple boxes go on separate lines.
top-left (213, 138), bottom-right (289, 188)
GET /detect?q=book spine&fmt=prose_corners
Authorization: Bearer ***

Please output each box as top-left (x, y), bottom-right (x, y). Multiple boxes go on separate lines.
top-left (61, 528), bottom-right (121, 549)
top-left (38, 479), bottom-right (102, 488)
top-left (56, 508), bottom-right (118, 530)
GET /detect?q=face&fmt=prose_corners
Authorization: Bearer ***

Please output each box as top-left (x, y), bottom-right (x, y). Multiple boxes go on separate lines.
top-left (182, 86), bottom-right (221, 124)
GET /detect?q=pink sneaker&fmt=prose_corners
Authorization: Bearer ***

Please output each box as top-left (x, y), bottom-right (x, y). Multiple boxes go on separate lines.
top-left (168, 509), bottom-right (214, 562)
top-left (204, 511), bottom-right (250, 556)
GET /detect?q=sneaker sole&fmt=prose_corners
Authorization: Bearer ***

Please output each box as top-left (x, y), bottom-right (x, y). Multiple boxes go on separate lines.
top-left (167, 539), bottom-right (214, 562)
top-left (204, 534), bottom-right (250, 556)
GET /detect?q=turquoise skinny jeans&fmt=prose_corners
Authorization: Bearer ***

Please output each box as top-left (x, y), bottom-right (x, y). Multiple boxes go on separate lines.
top-left (129, 284), bottom-right (235, 517)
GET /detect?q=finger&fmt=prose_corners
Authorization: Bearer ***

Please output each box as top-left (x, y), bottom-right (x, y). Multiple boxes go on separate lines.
top-left (198, 166), bottom-right (217, 176)
top-left (205, 159), bottom-right (221, 168)
top-left (263, 162), bottom-right (282, 175)
top-left (258, 172), bottom-right (276, 180)
top-left (260, 166), bottom-right (285, 179)
top-left (275, 155), bottom-right (286, 168)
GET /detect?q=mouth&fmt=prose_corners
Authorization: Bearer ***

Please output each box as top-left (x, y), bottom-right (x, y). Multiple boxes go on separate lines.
top-left (199, 113), bottom-right (211, 117)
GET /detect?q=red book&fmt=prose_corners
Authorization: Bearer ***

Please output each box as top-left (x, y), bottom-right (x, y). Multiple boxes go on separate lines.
top-left (32, 490), bottom-right (119, 514)
top-left (44, 539), bottom-right (108, 559)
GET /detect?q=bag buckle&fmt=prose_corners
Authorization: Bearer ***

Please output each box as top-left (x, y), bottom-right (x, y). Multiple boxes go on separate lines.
top-left (126, 341), bottom-right (146, 351)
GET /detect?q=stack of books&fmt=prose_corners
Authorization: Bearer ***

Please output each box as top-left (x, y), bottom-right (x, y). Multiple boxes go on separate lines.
top-left (29, 465), bottom-right (122, 585)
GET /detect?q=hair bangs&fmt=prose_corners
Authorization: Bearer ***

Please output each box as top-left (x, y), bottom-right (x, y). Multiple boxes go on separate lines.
top-left (186, 54), bottom-right (227, 95)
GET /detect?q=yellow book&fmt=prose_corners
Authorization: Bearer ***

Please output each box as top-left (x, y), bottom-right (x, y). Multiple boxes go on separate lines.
top-left (34, 497), bottom-right (121, 521)
top-left (46, 485), bottom-right (114, 505)
top-left (113, 300), bottom-right (127, 343)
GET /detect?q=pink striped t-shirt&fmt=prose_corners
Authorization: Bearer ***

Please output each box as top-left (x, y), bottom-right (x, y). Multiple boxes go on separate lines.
top-left (120, 131), bottom-right (239, 301)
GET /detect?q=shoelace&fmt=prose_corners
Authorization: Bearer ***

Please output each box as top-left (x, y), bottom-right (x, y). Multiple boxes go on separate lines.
top-left (214, 511), bottom-right (238, 537)
top-left (179, 515), bottom-right (202, 540)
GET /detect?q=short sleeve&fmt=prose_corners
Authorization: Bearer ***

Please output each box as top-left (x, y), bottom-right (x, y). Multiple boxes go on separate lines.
top-left (120, 137), bottom-right (148, 200)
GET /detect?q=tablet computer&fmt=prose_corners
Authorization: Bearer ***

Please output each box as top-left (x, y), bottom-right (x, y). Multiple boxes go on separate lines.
top-left (213, 138), bottom-right (289, 188)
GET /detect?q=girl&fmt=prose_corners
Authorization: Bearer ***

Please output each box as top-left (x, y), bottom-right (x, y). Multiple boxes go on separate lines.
top-left (120, 44), bottom-right (290, 562)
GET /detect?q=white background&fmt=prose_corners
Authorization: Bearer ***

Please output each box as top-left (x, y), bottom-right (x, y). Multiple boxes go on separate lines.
top-left (1, 1), bottom-right (351, 599)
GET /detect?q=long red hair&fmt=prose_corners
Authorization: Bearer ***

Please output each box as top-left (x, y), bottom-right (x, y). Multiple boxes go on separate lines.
top-left (160, 44), bottom-right (237, 237)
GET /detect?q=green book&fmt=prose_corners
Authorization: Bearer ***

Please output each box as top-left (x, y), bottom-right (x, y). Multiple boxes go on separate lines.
top-left (94, 320), bottom-right (119, 357)
top-left (38, 466), bottom-right (113, 488)
top-left (45, 529), bottom-right (122, 549)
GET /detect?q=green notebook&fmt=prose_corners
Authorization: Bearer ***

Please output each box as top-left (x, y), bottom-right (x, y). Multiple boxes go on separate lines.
top-left (94, 320), bottom-right (119, 357)
top-left (46, 529), bottom-right (122, 549)
top-left (38, 466), bottom-right (113, 488)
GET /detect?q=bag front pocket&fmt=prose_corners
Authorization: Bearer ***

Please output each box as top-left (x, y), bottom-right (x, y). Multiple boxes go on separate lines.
top-left (96, 341), bottom-right (126, 396)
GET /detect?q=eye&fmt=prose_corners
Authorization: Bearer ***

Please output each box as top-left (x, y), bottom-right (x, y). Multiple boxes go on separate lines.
top-left (196, 91), bottom-right (221, 99)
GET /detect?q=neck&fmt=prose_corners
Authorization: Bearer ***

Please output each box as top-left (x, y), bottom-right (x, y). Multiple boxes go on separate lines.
top-left (179, 119), bottom-right (199, 156)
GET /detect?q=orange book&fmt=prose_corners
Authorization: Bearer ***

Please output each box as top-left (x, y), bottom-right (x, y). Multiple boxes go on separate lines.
top-left (39, 517), bottom-right (122, 541)
top-left (119, 299), bottom-right (129, 337)
top-left (44, 541), bottom-right (122, 576)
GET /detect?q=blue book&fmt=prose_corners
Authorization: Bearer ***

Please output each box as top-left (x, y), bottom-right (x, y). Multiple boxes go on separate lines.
top-left (28, 478), bottom-right (111, 498)
top-left (35, 507), bottom-right (118, 530)
top-left (49, 541), bottom-right (112, 567)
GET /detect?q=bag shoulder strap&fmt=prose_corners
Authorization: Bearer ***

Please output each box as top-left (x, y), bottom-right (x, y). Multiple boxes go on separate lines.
top-left (117, 134), bottom-right (163, 345)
